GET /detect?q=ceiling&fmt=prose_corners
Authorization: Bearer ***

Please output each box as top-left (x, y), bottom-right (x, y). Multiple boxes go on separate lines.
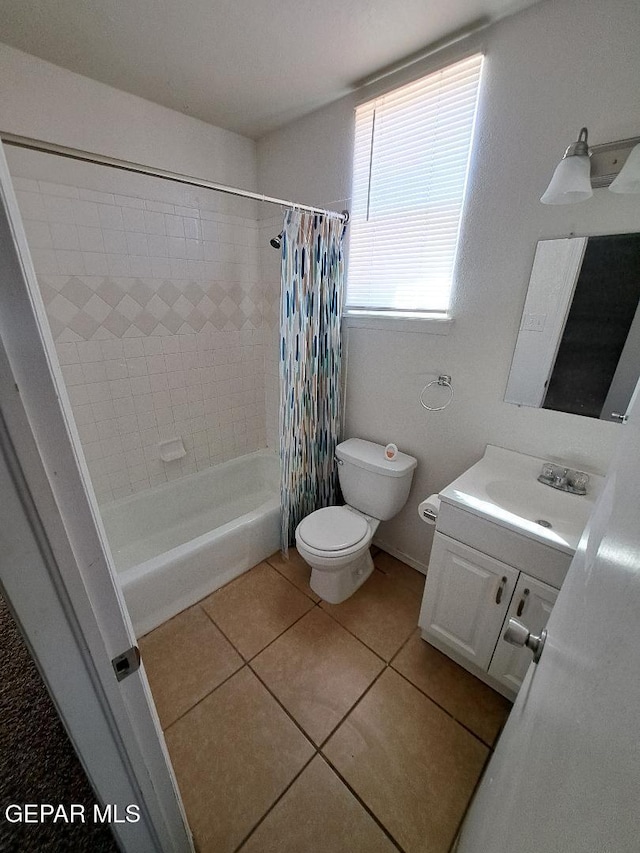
top-left (0, 0), bottom-right (540, 139)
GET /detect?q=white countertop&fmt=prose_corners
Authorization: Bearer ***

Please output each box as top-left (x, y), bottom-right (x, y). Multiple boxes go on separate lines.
top-left (439, 445), bottom-right (605, 555)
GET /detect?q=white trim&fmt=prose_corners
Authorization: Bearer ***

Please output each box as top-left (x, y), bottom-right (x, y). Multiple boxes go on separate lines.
top-left (0, 144), bottom-right (192, 852)
top-left (344, 311), bottom-right (454, 335)
top-left (374, 539), bottom-right (429, 575)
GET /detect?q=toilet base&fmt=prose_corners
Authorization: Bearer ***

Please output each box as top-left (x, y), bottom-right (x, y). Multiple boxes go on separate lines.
top-left (309, 549), bottom-right (375, 604)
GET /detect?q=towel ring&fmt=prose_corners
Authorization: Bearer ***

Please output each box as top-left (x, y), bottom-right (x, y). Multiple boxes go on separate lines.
top-left (420, 375), bottom-right (454, 412)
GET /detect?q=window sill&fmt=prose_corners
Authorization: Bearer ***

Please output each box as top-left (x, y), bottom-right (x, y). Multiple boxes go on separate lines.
top-left (343, 311), bottom-right (453, 335)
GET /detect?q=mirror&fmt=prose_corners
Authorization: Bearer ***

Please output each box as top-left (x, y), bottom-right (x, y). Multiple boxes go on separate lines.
top-left (505, 233), bottom-right (640, 421)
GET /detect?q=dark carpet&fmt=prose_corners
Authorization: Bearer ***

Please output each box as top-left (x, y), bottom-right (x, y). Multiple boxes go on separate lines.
top-left (0, 594), bottom-right (118, 852)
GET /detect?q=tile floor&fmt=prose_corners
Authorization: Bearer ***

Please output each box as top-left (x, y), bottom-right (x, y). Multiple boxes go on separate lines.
top-left (139, 548), bottom-right (512, 853)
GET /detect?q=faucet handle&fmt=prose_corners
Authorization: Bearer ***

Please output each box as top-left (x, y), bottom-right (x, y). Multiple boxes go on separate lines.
top-left (540, 462), bottom-right (555, 480)
top-left (568, 469), bottom-right (589, 494)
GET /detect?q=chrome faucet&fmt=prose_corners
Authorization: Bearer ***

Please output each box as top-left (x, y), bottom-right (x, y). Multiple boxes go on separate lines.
top-left (553, 468), bottom-right (569, 488)
top-left (538, 463), bottom-right (589, 495)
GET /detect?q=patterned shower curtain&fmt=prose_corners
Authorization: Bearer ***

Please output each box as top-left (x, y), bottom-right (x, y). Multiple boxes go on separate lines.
top-left (279, 209), bottom-right (345, 550)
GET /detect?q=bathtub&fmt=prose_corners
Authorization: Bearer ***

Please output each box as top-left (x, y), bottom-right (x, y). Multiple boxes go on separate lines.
top-left (101, 450), bottom-right (280, 636)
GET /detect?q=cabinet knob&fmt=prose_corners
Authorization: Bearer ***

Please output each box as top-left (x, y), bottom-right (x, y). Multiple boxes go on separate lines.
top-left (503, 618), bottom-right (547, 664)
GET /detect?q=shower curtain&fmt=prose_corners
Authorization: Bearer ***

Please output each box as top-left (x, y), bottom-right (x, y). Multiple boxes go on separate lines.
top-left (279, 209), bottom-right (345, 550)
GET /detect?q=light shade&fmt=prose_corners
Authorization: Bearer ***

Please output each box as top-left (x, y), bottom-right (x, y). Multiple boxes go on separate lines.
top-left (609, 143), bottom-right (640, 193)
top-left (541, 155), bottom-right (593, 205)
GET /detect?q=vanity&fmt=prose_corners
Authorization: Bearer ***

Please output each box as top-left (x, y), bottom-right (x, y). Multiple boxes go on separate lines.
top-left (418, 445), bottom-right (603, 700)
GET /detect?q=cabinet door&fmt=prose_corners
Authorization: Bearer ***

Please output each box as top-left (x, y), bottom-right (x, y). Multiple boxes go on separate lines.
top-left (488, 573), bottom-right (558, 693)
top-left (419, 534), bottom-right (519, 670)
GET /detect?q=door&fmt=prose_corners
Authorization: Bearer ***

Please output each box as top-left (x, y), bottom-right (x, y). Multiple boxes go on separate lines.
top-left (0, 144), bottom-right (192, 851)
top-left (419, 533), bottom-right (518, 669)
top-left (456, 384), bottom-right (640, 852)
top-left (487, 573), bottom-right (558, 694)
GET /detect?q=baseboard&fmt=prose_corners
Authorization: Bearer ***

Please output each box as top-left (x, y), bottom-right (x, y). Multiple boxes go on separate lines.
top-left (372, 538), bottom-right (429, 576)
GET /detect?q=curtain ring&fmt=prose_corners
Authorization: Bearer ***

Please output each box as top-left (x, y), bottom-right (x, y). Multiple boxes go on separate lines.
top-left (420, 375), bottom-right (454, 411)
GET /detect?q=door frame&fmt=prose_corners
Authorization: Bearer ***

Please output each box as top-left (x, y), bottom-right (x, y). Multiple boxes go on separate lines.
top-left (0, 144), bottom-right (192, 852)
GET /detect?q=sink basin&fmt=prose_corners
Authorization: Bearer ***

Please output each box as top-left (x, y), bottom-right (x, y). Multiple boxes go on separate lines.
top-left (439, 446), bottom-right (604, 554)
top-left (485, 479), bottom-right (594, 544)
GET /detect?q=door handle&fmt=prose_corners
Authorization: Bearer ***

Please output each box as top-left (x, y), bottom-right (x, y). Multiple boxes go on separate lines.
top-left (516, 588), bottom-right (530, 617)
top-left (503, 618), bottom-right (547, 664)
top-left (495, 576), bottom-right (507, 605)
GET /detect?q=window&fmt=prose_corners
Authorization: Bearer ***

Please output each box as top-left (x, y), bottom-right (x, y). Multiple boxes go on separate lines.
top-left (346, 53), bottom-right (484, 317)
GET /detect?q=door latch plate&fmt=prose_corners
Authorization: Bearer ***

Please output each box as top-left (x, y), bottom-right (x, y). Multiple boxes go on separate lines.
top-left (111, 646), bottom-right (141, 682)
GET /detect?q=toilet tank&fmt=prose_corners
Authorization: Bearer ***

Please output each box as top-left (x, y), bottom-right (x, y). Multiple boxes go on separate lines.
top-left (335, 438), bottom-right (417, 521)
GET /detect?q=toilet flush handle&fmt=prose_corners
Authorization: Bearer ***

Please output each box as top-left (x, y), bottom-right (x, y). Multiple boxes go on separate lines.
top-left (334, 456), bottom-right (344, 465)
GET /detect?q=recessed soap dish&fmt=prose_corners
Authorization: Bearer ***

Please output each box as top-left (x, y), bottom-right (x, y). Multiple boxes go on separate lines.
top-left (159, 437), bottom-right (186, 463)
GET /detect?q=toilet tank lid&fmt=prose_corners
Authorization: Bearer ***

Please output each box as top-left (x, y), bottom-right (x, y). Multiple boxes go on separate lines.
top-left (336, 438), bottom-right (417, 478)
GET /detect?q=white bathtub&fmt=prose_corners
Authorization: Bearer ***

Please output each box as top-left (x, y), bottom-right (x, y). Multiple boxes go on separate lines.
top-left (101, 450), bottom-right (280, 636)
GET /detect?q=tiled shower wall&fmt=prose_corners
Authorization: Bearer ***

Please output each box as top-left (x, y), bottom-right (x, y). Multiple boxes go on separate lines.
top-left (258, 209), bottom-right (283, 451)
top-left (8, 148), bottom-right (267, 503)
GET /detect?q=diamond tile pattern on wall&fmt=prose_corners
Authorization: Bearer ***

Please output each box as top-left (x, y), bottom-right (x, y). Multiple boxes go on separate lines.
top-left (40, 273), bottom-right (263, 340)
top-left (12, 163), bottom-right (271, 504)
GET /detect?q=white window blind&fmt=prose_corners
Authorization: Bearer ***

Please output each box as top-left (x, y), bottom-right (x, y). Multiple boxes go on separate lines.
top-left (346, 53), bottom-right (483, 315)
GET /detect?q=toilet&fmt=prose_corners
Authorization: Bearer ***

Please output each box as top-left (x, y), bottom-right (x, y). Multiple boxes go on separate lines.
top-left (295, 438), bottom-right (417, 603)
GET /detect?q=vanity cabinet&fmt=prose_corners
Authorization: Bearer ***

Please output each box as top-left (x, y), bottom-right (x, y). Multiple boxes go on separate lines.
top-left (487, 573), bottom-right (557, 693)
top-left (419, 536), bottom-right (519, 670)
top-left (419, 530), bottom-right (561, 699)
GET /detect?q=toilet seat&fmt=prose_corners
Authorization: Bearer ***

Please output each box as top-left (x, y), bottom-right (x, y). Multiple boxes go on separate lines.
top-left (296, 506), bottom-right (369, 553)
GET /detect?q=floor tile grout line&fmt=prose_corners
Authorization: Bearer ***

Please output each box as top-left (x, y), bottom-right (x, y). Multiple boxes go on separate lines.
top-left (243, 599), bottom-right (317, 663)
top-left (161, 660), bottom-right (246, 733)
top-left (316, 663), bottom-right (390, 752)
top-left (158, 572), bottom-right (322, 732)
top-left (161, 608), bottom-right (405, 849)
top-left (163, 650), bottom-right (483, 853)
top-left (388, 663), bottom-right (499, 751)
top-left (148, 553), bottom-right (490, 852)
top-left (373, 567), bottom-right (426, 599)
top-left (268, 547), bottom-right (423, 605)
top-left (187, 562), bottom-right (457, 752)
top-left (447, 745), bottom-right (495, 853)
top-left (387, 628), bottom-right (506, 749)
top-left (264, 555), bottom-right (321, 603)
top-left (387, 621), bottom-right (418, 665)
top-left (234, 659), bottom-right (409, 852)
top-left (192, 549), bottom-right (419, 668)
top-left (198, 604), bottom-right (252, 662)
top-left (138, 546), bottom-right (416, 644)
top-left (198, 583), bottom-right (314, 664)
top-left (318, 751), bottom-right (407, 853)
top-left (151, 575), bottom-right (496, 751)
top-left (230, 752), bottom-right (318, 853)
top-left (316, 602), bottom-right (410, 665)
top-left (138, 598), bottom-right (211, 642)
top-left (247, 662), bottom-right (320, 748)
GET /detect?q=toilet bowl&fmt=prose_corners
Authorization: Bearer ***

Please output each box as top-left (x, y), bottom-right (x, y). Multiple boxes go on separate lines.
top-left (295, 506), bottom-right (379, 603)
top-left (295, 438), bottom-right (417, 604)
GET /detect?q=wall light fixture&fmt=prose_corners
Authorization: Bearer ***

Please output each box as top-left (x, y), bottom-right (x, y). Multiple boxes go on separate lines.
top-left (609, 142), bottom-right (640, 194)
top-left (541, 128), bottom-right (640, 204)
top-left (540, 127), bottom-right (592, 205)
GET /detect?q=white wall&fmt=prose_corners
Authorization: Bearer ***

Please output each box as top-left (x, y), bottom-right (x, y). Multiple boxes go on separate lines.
top-left (0, 43), bottom-right (267, 503)
top-left (0, 43), bottom-right (256, 189)
top-left (257, 0), bottom-right (640, 569)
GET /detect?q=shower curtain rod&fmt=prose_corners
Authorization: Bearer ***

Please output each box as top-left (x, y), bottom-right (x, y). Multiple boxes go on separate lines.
top-left (1, 132), bottom-right (349, 222)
